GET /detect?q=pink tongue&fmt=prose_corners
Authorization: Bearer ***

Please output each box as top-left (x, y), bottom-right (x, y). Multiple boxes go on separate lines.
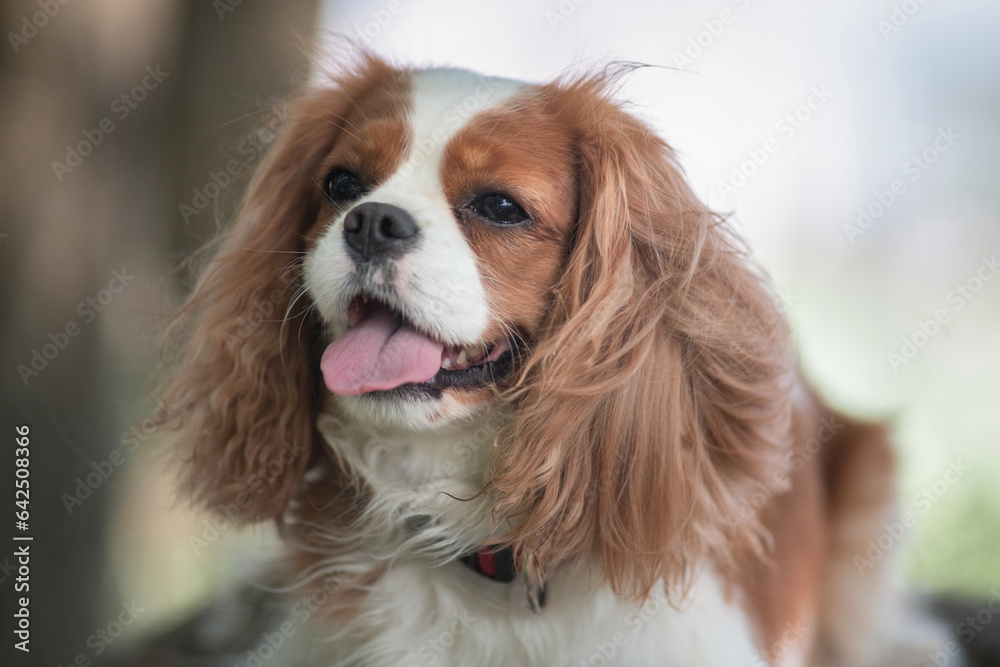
top-left (321, 308), bottom-right (444, 395)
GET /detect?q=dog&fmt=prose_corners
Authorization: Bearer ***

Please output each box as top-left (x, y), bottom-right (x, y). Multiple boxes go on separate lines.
top-left (155, 53), bottom-right (963, 666)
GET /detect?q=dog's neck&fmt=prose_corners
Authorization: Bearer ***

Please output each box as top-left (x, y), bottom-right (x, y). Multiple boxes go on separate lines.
top-left (312, 407), bottom-right (505, 565)
top-left (316, 402), bottom-right (500, 485)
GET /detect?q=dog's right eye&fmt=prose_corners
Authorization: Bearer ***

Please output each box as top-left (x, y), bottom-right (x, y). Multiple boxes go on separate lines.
top-left (467, 193), bottom-right (530, 226)
top-left (323, 169), bottom-right (366, 202)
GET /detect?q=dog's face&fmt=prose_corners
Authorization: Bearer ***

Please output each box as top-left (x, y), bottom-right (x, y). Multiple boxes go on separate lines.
top-left (303, 69), bottom-right (577, 430)
top-left (162, 55), bottom-right (794, 600)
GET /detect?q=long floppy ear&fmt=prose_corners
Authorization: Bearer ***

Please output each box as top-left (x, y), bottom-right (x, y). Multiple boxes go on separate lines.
top-left (492, 77), bottom-right (795, 601)
top-left (158, 55), bottom-right (397, 523)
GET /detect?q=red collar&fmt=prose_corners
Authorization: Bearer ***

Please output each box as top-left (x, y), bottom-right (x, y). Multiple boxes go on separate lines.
top-left (459, 545), bottom-right (548, 610)
top-left (459, 545), bottom-right (518, 582)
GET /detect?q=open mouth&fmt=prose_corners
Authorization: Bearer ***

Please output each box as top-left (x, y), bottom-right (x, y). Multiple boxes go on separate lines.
top-left (320, 295), bottom-right (517, 398)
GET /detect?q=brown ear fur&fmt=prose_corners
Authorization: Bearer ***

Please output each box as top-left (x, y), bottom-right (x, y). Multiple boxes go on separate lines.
top-left (158, 55), bottom-right (399, 523)
top-left (492, 75), bottom-right (795, 601)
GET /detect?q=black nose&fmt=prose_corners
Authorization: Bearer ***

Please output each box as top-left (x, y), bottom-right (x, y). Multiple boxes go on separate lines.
top-left (343, 202), bottom-right (419, 261)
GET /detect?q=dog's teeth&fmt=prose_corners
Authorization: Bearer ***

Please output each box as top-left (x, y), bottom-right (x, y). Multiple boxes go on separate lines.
top-left (441, 358), bottom-right (452, 370)
top-left (362, 294), bottom-right (369, 303)
top-left (456, 350), bottom-right (468, 365)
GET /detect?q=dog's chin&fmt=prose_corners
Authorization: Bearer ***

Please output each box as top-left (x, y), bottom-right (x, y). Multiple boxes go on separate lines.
top-left (329, 386), bottom-right (495, 432)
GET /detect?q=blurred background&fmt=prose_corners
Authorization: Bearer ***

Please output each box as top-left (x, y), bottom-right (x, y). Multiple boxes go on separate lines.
top-left (1, 0), bottom-right (997, 663)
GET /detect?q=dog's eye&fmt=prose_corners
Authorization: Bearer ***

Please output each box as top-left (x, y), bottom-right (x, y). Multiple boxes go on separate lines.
top-left (323, 168), bottom-right (366, 202)
top-left (468, 193), bottom-right (530, 226)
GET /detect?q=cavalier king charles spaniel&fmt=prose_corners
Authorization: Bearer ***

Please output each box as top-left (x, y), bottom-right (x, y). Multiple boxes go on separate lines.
top-left (157, 53), bottom-right (962, 667)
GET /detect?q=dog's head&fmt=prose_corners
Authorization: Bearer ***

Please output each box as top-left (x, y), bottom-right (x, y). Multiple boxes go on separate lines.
top-left (302, 65), bottom-right (572, 429)
top-left (161, 54), bottom-right (794, 599)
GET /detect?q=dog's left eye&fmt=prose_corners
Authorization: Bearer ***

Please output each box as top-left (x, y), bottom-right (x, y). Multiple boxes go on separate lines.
top-left (323, 168), bottom-right (366, 202)
top-left (468, 193), bottom-right (530, 225)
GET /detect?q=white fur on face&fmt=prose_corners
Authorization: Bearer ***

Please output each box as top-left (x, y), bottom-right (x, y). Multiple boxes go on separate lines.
top-left (303, 69), bottom-right (524, 431)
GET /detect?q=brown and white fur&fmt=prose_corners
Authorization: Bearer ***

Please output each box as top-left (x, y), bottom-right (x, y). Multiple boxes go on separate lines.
top-left (157, 53), bottom-right (962, 666)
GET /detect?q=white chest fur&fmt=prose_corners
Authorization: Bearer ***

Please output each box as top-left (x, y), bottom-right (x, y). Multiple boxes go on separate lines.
top-left (310, 563), bottom-right (763, 667)
top-left (285, 413), bottom-right (765, 667)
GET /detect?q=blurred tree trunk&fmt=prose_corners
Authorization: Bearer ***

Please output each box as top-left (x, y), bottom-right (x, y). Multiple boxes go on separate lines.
top-left (0, 1), bottom-right (320, 663)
